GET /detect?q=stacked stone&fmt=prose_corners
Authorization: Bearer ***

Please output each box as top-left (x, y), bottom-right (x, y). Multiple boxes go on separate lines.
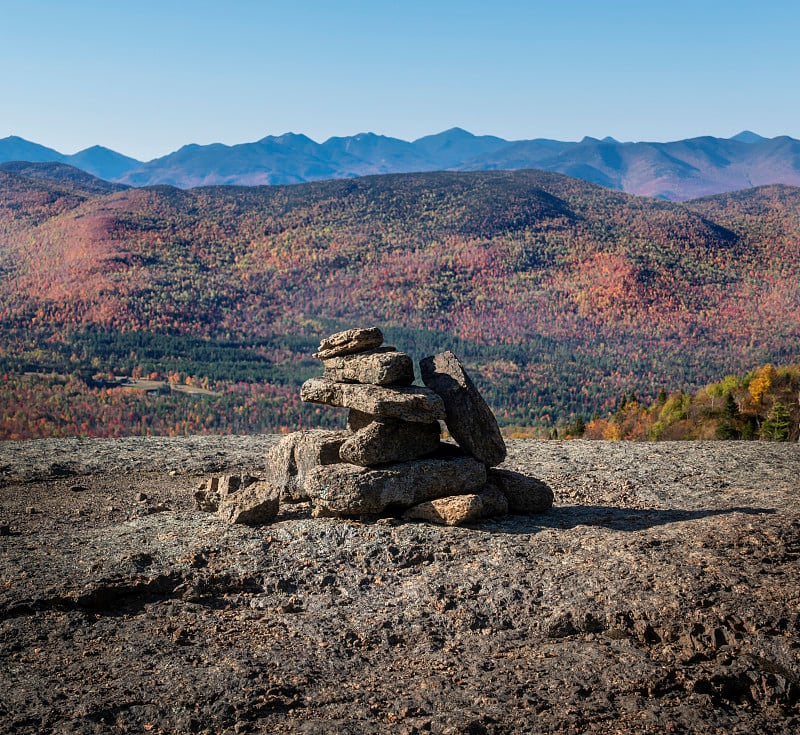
top-left (297, 327), bottom-right (491, 518)
top-left (195, 327), bottom-right (553, 526)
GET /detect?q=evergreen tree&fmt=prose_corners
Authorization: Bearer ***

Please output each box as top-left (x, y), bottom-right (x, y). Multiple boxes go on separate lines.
top-left (716, 392), bottom-right (740, 439)
top-left (761, 401), bottom-right (791, 441)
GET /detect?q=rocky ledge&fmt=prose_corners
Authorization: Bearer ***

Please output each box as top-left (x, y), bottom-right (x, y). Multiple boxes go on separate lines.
top-left (1, 437), bottom-right (798, 734)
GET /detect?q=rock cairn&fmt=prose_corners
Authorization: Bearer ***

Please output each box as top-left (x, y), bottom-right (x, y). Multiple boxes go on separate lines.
top-left (196, 327), bottom-right (553, 526)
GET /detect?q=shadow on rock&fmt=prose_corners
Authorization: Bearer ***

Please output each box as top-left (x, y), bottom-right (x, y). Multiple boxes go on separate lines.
top-left (488, 504), bottom-right (775, 534)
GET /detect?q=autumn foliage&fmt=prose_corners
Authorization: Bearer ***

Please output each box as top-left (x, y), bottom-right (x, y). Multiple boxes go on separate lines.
top-left (1, 166), bottom-right (799, 439)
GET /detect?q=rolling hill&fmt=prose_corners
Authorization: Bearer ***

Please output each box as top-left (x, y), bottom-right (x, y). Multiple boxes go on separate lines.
top-left (1, 164), bottom-right (799, 438)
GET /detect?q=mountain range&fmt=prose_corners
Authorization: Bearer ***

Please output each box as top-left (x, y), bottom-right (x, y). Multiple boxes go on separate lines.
top-left (2, 128), bottom-right (800, 200)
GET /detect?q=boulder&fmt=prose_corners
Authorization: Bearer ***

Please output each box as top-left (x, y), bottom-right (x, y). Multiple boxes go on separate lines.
top-left (217, 479), bottom-right (280, 525)
top-left (488, 469), bottom-right (554, 514)
top-left (339, 419), bottom-right (441, 467)
top-left (304, 455), bottom-right (487, 516)
top-left (323, 349), bottom-right (414, 386)
top-left (266, 430), bottom-right (350, 503)
top-left (301, 378), bottom-right (445, 423)
top-left (420, 351), bottom-right (506, 467)
top-left (194, 474), bottom-right (260, 512)
top-left (313, 327), bottom-right (384, 360)
top-left (403, 484), bottom-right (508, 526)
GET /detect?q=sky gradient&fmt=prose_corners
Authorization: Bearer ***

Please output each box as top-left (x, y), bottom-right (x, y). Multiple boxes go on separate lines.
top-left (2, 0), bottom-right (799, 161)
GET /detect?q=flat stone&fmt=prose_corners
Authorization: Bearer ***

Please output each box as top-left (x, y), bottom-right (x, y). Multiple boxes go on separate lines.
top-left (323, 349), bottom-right (414, 386)
top-left (301, 378), bottom-right (445, 423)
top-left (403, 485), bottom-right (508, 526)
top-left (217, 479), bottom-right (280, 525)
top-left (304, 455), bottom-right (487, 516)
top-left (488, 469), bottom-right (554, 514)
top-left (339, 419), bottom-right (441, 467)
top-left (420, 351), bottom-right (506, 467)
top-left (313, 327), bottom-right (384, 360)
top-left (266, 430), bottom-right (350, 503)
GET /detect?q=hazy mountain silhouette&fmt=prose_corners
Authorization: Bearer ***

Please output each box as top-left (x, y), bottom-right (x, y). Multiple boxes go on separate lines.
top-left (2, 129), bottom-right (799, 200)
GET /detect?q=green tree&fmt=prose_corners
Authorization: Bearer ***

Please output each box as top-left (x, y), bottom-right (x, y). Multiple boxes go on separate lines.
top-left (761, 401), bottom-right (791, 441)
top-left (716, 392), bottom-right (739, 439)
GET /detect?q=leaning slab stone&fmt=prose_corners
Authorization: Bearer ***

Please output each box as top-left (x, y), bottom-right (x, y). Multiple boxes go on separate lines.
top-left (339, 419), bottom-right (441, 467)
top-left (403, 485), bottom-right (508, 526)
top-left (304, 455), bottom-right (487, 516)
top-left (301, 378), bottom-right (445, 423)
top-left (217, 479), bottom-right (280, 525)
top-left (323, 349), bottom-right (414, 386)
top-left (267, 430), bottom-right (350, 503)
top-left (488, 469), bottom-right (554, 514)
top-left (420, 351), bottom-right (506, 467)
top-left (313, 327), bottom-right (384, 360)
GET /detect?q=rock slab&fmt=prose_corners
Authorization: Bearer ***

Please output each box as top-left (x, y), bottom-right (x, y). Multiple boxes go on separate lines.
top-left (420, 350), bottom-right (507, 467)
top-left (323, 349), bottom-right (414, 386)
top-left (403, 485), bottom-right (508, 526)
top-left (304, 455), bottom-right (487, 516)
top-left (301, 378), bottom-right (446, 423)
top-left (313, 327), bottom-right (384, 360)
top-left (339, 419), bottom-right (441, 467)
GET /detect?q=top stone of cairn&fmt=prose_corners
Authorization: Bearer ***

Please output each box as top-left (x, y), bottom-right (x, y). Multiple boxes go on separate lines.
top-left (314, 327), bottom-right (384, 360)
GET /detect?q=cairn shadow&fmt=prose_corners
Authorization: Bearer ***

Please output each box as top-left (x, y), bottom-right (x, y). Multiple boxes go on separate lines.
top-left (484, 504), bottom-right (776, 535)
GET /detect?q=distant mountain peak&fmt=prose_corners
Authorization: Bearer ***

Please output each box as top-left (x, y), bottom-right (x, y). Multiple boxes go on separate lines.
top-left (730, 130), bottom-right (766, 144)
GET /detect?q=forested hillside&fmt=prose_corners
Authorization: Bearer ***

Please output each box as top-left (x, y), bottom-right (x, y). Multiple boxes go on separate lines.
top-left (1, 165), bottom-right (798, 438)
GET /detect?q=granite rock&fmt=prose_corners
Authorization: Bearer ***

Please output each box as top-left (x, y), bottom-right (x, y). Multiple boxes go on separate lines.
top-left (304, 455), bottom-right (487, 516)
top-left (339, 419), bottom-right (441, 467)
top-left (347, 409), bottom-right (374, 431)
top-left (216, 479), bottom-right (280, 525)
top-left (323, 349), bottom-right (414, 386)
top-left (313, 327), bottom-right (384, 360)
top-left (403, 484), bottom-right (508, 526)
top-left (194, 473), bottom-right (260, 512)
top-left (420, 350), bottom-right (506, 467)
top-left (301, 378), bottom-right (445, 423)
top-left (266, 430), bottom-right (350, 503)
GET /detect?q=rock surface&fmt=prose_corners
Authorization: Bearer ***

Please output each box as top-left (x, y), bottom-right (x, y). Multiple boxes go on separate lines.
top-left (1, 436), bottom-right (799, 734)
top-left (489, 467), bottom-right (554, 513)
top-left (338, 419), bottom-right (441, 467)
top-left (304, 455), bottom-right (487, 515)
top-left (313, 326), bottom-right (384, 360)
top-left (322, 349), bottom-right (414, 386)
top-left (301, 378), bottom-right (446, 423)
top-left (403, 484), bottom-right (508, 525)
top-left (420, 350), bottom-right (507, 466)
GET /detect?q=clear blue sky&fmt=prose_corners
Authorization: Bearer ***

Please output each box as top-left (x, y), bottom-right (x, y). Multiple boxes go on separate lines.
top-left (2, 0), bottom-right (798, 161)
